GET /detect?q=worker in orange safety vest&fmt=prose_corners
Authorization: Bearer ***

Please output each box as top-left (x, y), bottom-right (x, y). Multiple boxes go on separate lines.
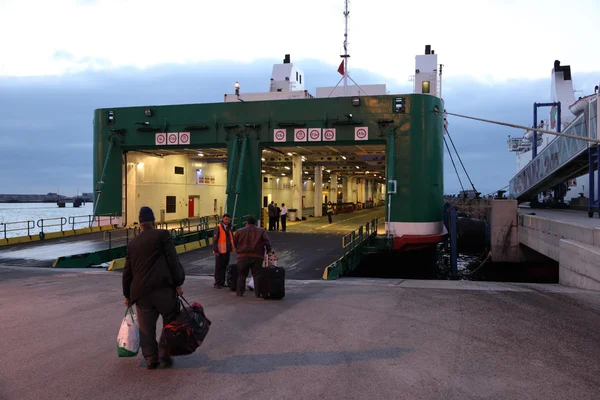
top-left (212, 213), bottom-right (235, 289)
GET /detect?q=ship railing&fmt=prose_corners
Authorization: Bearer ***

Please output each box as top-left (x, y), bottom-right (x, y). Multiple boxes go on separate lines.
top-left (325, 218), bottom-right (379, 280)
top-left (0, 220), bottom-right (36, 240)
top-left (37, 217), bottom-right (68, 233)
top-left (104, 213), bottom-right (233, 248)
top-left (64, 214), bottom-right (118, 230)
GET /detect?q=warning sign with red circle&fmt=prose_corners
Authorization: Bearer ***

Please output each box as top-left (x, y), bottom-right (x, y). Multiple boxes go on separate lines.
top-left (155, 132), bottom-right (167, 146)
top-left (294, 129), bottom-right (307, 142)
top-left (323, 128), bottom-right (336, 142)
top-left (178, 132), bottom-right (191, 145)
top-left (167, 132), bottom-right (179, 145)
top-left (273, 129), bottom-right (286, 142)
top-left (354, 127), bottom-right (368, 141)
top-left (308, 128), bottom-right (321, 142)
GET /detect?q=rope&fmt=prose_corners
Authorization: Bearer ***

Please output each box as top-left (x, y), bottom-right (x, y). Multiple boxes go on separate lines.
top-left (465, 251), bottom-right (491, 276)
top-left (485, 185), bottom-right (509, 197)
top-left (444, 136), bottom-right (465, 193)
top-left (445, 126), bottom-right (479, 194)
top-left (444, 111), bottom-right (600, 144)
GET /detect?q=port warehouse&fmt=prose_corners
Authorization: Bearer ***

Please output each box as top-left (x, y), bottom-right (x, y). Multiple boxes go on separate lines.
top-left (93, 94), bottom-right (445, 248)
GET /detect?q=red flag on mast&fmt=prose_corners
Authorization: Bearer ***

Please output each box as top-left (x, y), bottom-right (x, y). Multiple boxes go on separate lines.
top-left (338, 60), bottom-right (345, 76)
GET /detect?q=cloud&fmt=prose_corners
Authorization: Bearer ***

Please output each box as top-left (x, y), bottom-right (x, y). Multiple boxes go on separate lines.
top-left (0, 60), bottom-right (598, 196)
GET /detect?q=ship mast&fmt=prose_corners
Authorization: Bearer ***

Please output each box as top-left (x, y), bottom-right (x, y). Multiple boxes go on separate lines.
top-left (342, 0), bottom-right (350, 96)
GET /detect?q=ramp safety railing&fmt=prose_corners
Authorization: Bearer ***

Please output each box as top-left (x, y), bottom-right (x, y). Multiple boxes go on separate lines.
top-left (323, 217), bottom-right (379, 280)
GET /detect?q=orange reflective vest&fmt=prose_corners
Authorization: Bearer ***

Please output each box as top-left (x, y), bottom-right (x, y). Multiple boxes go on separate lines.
top-left (217, 224), bottom-right (235, 254)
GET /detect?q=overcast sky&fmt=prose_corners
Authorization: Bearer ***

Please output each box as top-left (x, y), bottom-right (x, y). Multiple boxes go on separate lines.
top-left (1, 0), bottom-right (599, 196)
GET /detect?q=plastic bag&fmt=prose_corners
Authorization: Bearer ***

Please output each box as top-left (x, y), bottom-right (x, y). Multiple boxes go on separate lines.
top-left (247, 276), bottom-right (254, 290)
top-left (117, 307), bottom-right (140, 357)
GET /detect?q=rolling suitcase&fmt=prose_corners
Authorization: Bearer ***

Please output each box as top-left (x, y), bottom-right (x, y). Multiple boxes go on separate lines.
top-left (226, 263), bottom-right (238, 291)
top-left (260, 254), bottom-right (285, 299)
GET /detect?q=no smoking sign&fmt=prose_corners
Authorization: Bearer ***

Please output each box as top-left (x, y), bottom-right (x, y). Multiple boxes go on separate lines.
top-left (354, 127), bottom-right (368, 141)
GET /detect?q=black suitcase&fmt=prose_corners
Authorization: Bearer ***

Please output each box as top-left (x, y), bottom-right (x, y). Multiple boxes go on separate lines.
top-left (259, 266), bottom-right (285, 299)
top-left (226, 263), bottom-right (238, 291)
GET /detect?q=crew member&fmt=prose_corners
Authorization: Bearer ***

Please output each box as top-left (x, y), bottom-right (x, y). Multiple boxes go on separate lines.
top-left (280, 203), bottom-right (288, 232)
top-left (212, 213), bottom-right (234, 289)
top-left (327, 201), bottom-right (334, 224)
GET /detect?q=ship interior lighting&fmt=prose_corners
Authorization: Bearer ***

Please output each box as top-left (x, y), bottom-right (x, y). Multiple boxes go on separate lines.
top-left (287, 152), bottom-right (293, 156)
top-left (284, 166), bottom-right (291, 170)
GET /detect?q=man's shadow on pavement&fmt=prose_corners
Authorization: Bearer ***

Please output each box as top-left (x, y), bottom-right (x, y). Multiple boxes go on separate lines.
top-left (174, 347), bottom-right (412, 374)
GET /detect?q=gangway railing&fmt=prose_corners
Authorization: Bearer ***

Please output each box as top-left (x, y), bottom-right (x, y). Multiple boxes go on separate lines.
top-left (509, 99), bottom-right (595, 200)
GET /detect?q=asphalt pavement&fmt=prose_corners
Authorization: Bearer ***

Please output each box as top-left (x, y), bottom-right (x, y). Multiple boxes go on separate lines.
top-left (0, 266), bottom-right (599, 399)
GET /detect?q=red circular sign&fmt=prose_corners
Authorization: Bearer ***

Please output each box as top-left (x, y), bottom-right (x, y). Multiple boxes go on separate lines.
top-left (156, 134), bottom-right (166, 144)
top-left (168, 134), bottom-right (178, 144)
top-left (324, 129), bottom-right (334, 141)
top-left (180, 133), bottom-right (189, 142)
top-left (356, 128), bottom-right (367, 139)
top-left (309, 130), bottom-right (320, 140)
top-left (275, 130), bottom-right (285, 140)
top-left (296, 130), bottom-right (306, 140)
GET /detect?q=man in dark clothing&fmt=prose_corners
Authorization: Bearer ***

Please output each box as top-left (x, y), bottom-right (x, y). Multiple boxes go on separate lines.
top-left (267, 201), bottom-right (276, 231)
top-left (275, 203), bottom-right (281, 231)
top-left (123, 206), bottom-right (185, 370)
top-left (233, 216), bottom-right (273, 298)
top-left (327, 201), bottom-right (334, 224)
top-left (212, 213), bottom-right (234, 289)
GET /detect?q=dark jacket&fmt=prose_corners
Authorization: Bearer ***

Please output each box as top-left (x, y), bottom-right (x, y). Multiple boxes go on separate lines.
top-left (268, 203), bottom-right (276, 218)
top-left (212, 222), bottom-right (233, 254)
top-left (233, 224), bottom-right (272, 259)
top-left (122, 228), bottom-right (185, 304)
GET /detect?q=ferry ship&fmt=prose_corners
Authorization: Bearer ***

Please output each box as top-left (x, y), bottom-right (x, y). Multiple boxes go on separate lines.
top-left (507, 60), bottom-right (599, 209)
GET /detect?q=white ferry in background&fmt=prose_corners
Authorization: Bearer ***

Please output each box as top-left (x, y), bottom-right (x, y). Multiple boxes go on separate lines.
top-left (507, 60), bottom-right (599, 208)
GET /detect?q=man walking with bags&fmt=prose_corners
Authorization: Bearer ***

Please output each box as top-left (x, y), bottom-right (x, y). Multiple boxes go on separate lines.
top-left (212, 213), bottom-right (234, 289)
top-left (123, 206), bottom-right (185, 370)
top-left (233, 215), bottom-right (273, 298)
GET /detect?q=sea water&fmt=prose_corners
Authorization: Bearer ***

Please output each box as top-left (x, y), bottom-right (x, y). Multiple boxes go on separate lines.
top-left (0, 203), bottom-right (95, 239)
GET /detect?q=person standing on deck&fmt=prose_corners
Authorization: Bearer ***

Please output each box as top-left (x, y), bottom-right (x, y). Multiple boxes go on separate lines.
top-left (267, 201), bottom-right (276, 231)
top-left (122, 206), bottom-right (185, 370)
top-left (212, 213), bottom-right (234, 289)
top-left (280, 203), bottom-right (288, 232)
top-left (275, 203), bottom-right (281, 231)
top-left (327, 201), bottom-right (334, 224)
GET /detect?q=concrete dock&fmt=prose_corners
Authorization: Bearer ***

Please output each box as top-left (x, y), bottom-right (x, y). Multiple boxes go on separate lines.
top-left (0, 266), bottom-right (599, 400)
top-left (518, 207), bottom-right (600, 291)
